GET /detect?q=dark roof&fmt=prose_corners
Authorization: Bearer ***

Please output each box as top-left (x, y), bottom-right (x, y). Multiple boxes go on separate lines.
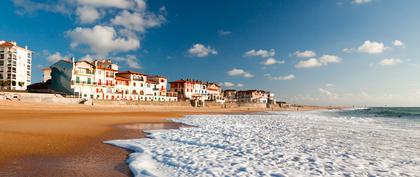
top-left (117, 70), bottom-right (147, 75)
top-left (223, 89), bottom-right (237, 92)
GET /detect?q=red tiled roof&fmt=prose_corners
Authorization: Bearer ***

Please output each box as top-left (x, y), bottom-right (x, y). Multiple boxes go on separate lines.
top-left (146, 80), bottom-right (158, 84)
top-left (115, 76), bottom-right (130, 81)
top-left (0, 42), bottom-right (14, 47)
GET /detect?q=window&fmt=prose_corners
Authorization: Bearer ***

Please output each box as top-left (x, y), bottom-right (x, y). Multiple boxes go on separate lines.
top-left (87, 78), bottom-right (91, 84)
top-left (76, 77), bottom-right (80, 83)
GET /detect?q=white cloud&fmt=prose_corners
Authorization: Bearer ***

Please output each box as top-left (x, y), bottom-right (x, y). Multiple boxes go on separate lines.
top-left (12, 0), bottom-right (69, 15)
top-left (218, 30), bottom-right (232, 36)
top-left (188, 43), bottom-right (217, 57)
top-left (80, 54), bottom-right (95, 62)
top-left (67, 25), bottom-right (140, 56)
top-left (227, 68), bottom-right (254, 78)
top-left (379, 58), bottom-right (403, 66)
top-left (220, 82), bottom-right (244, 88)
top-left (296, 54), bottom-right (341, 68)
top-left (345, 40), bottom-right (389, 54)
top-left (47, 52), bottom-right (65, 62)
top-left (75, 0), bottom-right (133, 9)
top-left (352, 0), bottom-right (372, 4)
top-left (76, 6), bottom-right (101, 23)
top-left (265, 74), bottom-right (295, 81)
top-left (393, 40), bottom-right (404, 47)
top-left (111, 10), bottom-right (165, 32)
top-left (222, 82), bottom-right (235, 87)
top-left (295, 50), bottom-right (316, 58)
top-left (326, 83), bottom-right (335, 87)
top-left (113, 55), bottom-right (142, 69)
top-left (295, 58), bottom-right (322, 68)
top-left (318, 88), bottom-right (338, 99)
top-left (126, 55), bottom-right (142, 69)
top-left (14, 0), bottom-right (164, 58)
top-left (342, 48), bottom-right (355, 53)
top-left (244, 49), bottom-right (275, 58)
top-left (319, 55), bottom-right (342, 65)
top-left (358, 40), bottom-right (388, 54)
top-left (262, 58), bottom-right (285, 65)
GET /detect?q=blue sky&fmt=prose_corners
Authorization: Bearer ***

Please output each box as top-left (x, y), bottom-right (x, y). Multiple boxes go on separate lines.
top-left (2, 0), bottom-right (420, 106)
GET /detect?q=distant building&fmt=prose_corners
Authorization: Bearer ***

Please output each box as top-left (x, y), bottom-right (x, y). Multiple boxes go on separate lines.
top-left (169, 79), bottom-right (195, 100)
top-left (42, 67), bottom-right (51, 82)
top-left (0, 41), bottom-right (32, 90)
top-left (223, 89), bottom-right (237, 102)
top-left (169, 79), bottom-right (223, 102)
top-left (207, 83), bottom-right (224, 103)
top-left (236, 90), bottom-right (269, 104)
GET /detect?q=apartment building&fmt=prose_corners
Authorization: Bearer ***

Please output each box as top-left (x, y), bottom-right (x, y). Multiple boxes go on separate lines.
top-left (0, 41), bottom-right (32, 90)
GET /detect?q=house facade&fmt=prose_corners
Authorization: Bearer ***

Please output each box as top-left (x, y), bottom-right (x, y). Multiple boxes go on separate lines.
top-left (223, 89), bottom-right (237, 103)
top-left (169, 79), bottom-right (223, 102)
top-left (236, 90), bottom-right (273, 104)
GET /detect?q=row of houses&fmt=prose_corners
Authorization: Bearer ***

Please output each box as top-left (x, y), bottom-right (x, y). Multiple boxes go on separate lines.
top-left (41, 59), bottom-right (178, 102)
top-left (1, 40), bottom-right (277, 104)
top-left (36, 58), bottom-right (275, 104)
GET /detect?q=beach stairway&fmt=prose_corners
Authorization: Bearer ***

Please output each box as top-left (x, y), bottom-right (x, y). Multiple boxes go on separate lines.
top-left (78, 98), bottom-right (88, 104)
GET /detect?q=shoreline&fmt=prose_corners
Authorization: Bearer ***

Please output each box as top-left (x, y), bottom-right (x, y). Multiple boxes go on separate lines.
top-left (0, 101), bottom-right (333, 176)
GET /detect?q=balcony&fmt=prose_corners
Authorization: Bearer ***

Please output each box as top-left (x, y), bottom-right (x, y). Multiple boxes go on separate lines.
top-left (75, 70), bottom-right (94, 75)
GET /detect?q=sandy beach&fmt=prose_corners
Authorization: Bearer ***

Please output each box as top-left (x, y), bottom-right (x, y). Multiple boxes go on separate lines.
top-left (0, 101), bottom-right (323, 176)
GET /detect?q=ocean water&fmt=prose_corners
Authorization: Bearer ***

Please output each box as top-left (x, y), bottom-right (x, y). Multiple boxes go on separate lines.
top-left (106, 109), bottom-right (420, 177)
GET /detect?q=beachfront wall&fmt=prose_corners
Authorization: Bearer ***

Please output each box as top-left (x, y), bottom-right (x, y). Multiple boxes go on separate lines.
top-left (50, 60), bottom-right (74, 95)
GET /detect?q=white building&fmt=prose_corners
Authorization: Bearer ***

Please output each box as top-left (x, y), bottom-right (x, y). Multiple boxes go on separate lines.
top-left (0, 41), bottom-right (32, 90)
top-left (71, 60), bottom-right (96, 99)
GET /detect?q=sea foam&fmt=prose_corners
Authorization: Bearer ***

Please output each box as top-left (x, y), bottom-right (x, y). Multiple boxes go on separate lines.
top-left (106, 111), bottom-right (420, 177)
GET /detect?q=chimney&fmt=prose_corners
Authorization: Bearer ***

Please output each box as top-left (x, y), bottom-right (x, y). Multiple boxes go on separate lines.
top-left (71, 57), bottom-right (75, 63)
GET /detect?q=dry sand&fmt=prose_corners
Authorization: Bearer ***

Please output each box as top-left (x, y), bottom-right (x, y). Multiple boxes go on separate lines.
top-left (0, 101), bottom-right (329, 176)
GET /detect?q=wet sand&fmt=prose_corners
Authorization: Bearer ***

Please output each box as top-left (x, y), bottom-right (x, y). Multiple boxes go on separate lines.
top-left (0, 122), bottom-right (182, 177)
top-left (0, 101), bottom-right (330, 176)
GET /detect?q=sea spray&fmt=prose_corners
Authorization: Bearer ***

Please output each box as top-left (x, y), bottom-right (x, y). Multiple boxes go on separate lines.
top-left (107, 111), bottom-right (420, 176)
